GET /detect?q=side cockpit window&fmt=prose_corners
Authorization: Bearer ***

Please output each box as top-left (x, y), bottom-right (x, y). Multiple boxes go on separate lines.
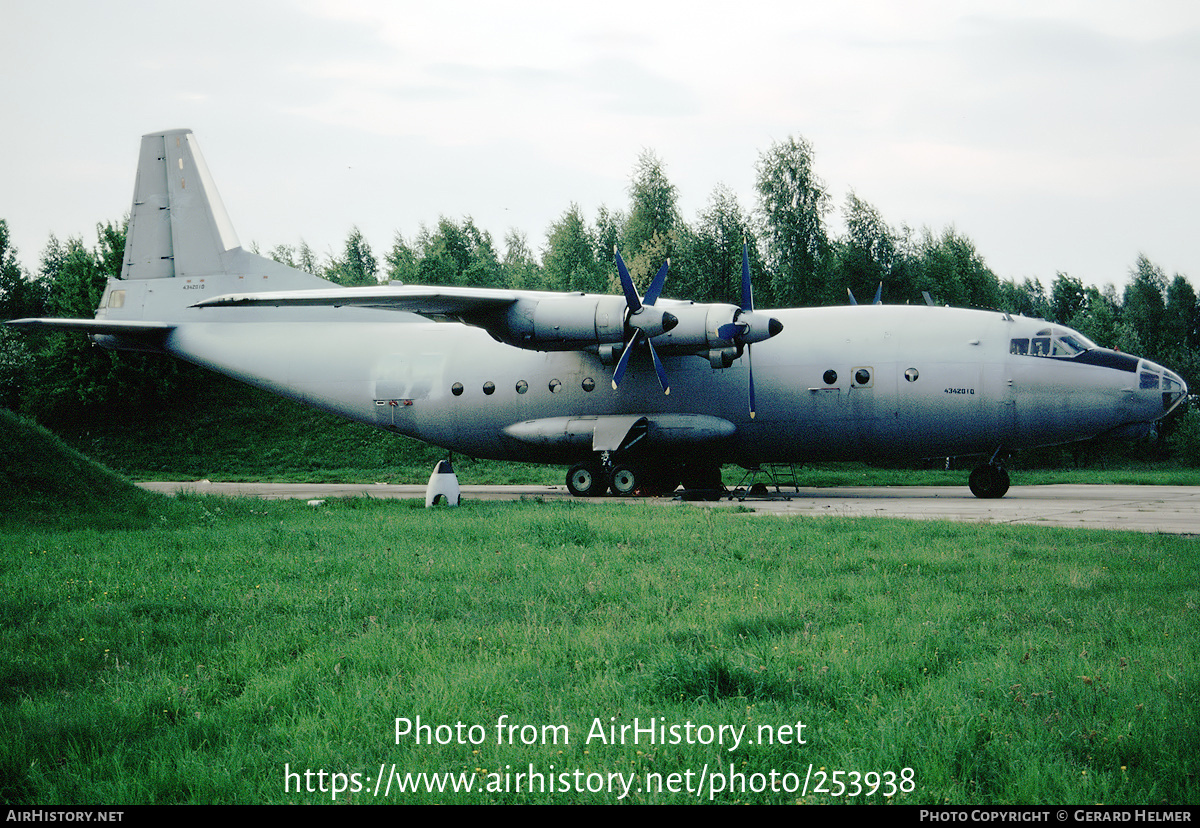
top-left (1011, 328), bottom-right (1094, 360)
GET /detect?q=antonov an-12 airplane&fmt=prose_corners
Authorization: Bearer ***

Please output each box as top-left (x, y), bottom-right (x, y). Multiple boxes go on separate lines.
top-left (8, 130), bottom-right (1189, 498)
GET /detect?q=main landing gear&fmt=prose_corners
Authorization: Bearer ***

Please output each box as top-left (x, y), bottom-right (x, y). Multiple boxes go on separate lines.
top-left (566, 459), bottom-right (721, 498)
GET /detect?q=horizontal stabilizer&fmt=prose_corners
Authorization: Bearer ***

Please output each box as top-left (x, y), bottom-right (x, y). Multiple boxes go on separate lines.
top-left (5, 318), bottom-right (175, 335)
top-left (192, 285), bottom-right (523, 316)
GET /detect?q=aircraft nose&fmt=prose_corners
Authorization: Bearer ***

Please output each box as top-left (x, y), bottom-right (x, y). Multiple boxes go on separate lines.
top-left (1162, 367), bottom-right (1188, 415)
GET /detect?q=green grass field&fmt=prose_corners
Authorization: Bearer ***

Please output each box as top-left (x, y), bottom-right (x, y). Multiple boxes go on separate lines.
top-left (3, 408), bottom-right (1198, 805)
top-left (4, 493), bottom-right (1198, 804)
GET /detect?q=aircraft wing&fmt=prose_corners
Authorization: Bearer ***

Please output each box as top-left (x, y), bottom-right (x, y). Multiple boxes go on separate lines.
top-left (191, 285), bottom-right (529, 317)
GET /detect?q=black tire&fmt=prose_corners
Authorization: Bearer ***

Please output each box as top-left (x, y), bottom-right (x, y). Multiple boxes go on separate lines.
top-left (609, 463), bottom-right (640, 496)
top-left (566, 461), bottom-right (606, 497)
top-left (969, 465), bottom-right (1010, 499)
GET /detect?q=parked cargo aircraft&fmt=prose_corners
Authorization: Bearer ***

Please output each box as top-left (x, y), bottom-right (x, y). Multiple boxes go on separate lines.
top-left (7, 129), bottom-right (1189, 498)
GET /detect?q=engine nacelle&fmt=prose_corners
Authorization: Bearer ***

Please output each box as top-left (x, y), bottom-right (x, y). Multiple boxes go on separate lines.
top-left (485, 296), bottom-right (674, 351)
top-left (478, 296), bottom-right (623, 349)
top-left (651, 303), bottom-right (739, 349)
top-left (478, 295), bottom-right (780, 361)
top-left (651, 304), bottom-right (783, 356)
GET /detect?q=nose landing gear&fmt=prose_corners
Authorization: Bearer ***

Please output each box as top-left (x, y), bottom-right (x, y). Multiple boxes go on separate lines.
top-left (968, 463), bottom-right (1010, 499)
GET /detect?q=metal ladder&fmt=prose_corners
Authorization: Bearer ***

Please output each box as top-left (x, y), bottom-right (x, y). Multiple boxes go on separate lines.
top-left (731, 463), bottom-right (801, 498)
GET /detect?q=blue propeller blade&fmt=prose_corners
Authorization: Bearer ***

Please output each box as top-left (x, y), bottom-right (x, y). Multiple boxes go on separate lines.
top-left (742, 239), bottom-right (758, 417)
top-left (614, 247), bottom-right (641, 313)
top-left (741, 239), bottom-right (753, 311)
top-left (611, 330), bottom-right (641, 390)
top-left (717, 321), bottom-right (748, 340)
top-left (644, 260), bottom-right (670, 306)
top-left (646, 338), bottom-right (670, 395)
top-left (748, 345), bottom-right (756, 419)
top-left (611, 248), bottom-right (672, 395)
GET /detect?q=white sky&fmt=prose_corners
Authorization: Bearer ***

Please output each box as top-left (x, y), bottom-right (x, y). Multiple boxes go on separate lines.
top-left (2, 0), bottom-right (1197, 292)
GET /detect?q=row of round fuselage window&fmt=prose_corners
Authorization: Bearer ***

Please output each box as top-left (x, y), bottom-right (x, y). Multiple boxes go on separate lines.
top-left (450, 378), bottom-right (597, 396)
top-left (448, 367), bottom-right (919, 397)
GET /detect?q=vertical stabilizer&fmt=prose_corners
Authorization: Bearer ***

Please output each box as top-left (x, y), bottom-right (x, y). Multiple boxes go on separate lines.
top-left (122, 129), bottom-right (241, 280)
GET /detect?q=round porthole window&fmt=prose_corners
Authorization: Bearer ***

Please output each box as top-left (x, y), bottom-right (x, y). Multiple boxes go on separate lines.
top-left (855, 368), bottom-right (871, 385)
top-left (905, 368), bottom-right (919, 382)
top-left (582, 377), bottom-right (595, 392)
top-left (451, 382), bottom-right (464, 396)
top-left (549, 379), bottom-right (562, 393)
top-left (823, 370), bottom-right (837, 385)
top-left (483, 381), bottom-right (495, 395)
top-left (515, 380), bottom-right (528, 394)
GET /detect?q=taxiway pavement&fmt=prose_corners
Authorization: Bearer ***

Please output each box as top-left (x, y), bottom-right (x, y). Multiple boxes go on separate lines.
top-left (137, 481), bottom-right (1200, 535)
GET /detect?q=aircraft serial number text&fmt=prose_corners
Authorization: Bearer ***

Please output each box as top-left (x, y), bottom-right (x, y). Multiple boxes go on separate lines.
top-left (944, 387), bottom-right (976, 394)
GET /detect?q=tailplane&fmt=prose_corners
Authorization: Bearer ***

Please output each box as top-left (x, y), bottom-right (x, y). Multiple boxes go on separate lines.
top-left (7, 130), bottom-right (331, 343)
top-left (117, 128), bottom-right (330, 297)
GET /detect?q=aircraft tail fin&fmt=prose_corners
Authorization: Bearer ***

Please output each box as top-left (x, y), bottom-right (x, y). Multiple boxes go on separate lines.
top-left (123, 129), bottom-right (244, 281)
top-left (120, 129), bottom-right (328, 292)
top-left (92, 129), bottom-right (330, 325)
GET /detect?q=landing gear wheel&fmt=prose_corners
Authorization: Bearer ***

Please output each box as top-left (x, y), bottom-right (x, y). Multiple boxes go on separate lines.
top-left (609, 463), bottom-right (640, 496)
top-left (566, 461), bottom-right (607, 497)
top-left (969, 465), bottom-right (1010, 499)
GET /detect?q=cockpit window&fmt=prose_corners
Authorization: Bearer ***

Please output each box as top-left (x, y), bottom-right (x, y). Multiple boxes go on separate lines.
top-left (1058, 333), bottom-right (1094, 353)
top-left (1011, 328), bottom-right (1094, 360)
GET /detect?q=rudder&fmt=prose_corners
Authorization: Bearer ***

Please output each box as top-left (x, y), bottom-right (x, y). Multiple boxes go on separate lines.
top-left (123, 129), bottom-right (242, 281)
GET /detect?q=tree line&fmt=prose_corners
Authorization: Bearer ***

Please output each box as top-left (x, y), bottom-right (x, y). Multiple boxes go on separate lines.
top-left (2, 134), bottom-right (1197, 459)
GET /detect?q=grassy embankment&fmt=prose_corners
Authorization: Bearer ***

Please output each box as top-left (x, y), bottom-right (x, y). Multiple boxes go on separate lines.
top-left (2, 408), bottom-right (1198, 805)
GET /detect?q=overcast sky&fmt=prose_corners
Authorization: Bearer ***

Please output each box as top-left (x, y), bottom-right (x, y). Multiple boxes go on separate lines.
top-left (2, 0), bottom-right (1197, 294)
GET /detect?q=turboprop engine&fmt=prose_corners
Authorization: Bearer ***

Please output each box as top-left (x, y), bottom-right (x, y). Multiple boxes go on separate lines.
top-left (487, 296), bottom-right (781, 362)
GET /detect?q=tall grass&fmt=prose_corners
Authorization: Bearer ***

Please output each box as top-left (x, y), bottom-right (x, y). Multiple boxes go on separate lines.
top-left (3, 496), bottom-right (1197, 804)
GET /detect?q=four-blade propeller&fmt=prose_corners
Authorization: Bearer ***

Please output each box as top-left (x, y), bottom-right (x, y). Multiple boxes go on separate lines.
top-left (714, 241), bottom-right (781, 418)
top-left (611, 241), bottom-right (782, 419)
top-left (611, 248), bottom-right (677, 394)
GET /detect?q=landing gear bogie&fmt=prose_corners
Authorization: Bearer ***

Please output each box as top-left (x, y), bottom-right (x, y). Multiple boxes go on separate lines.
top-left (565, 459), bottom-right (686, 497)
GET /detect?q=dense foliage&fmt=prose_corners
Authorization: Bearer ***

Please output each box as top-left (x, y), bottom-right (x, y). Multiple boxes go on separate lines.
top-left (2, 133), bottom-right (1198, 463)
